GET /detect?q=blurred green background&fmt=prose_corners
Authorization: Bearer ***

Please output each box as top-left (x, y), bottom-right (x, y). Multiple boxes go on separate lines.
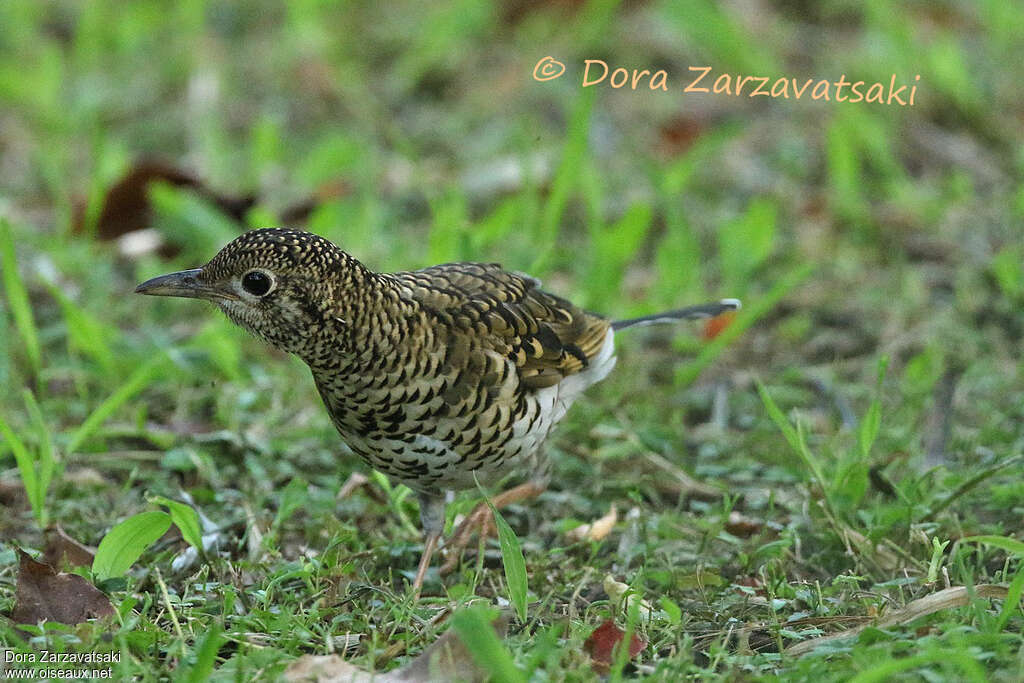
top-left (1, 0), bottom-right (1022, 679)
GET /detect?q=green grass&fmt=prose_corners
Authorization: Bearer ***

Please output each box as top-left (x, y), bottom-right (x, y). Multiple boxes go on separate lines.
top-left (1, 0), bottom-right (1023, 680)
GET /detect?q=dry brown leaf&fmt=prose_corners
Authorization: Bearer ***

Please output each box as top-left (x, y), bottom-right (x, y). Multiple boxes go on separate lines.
top-left (584, 619), bottom-right (646, 675)
top-left (42, 525), bottom-right (96, 571)
top-left (786, 584), bottom-right (1010, 656)
top-left (284, 614), bottom-right (508, 682)
top-left (603, 575), bottom-right (654, 622)
top-left (724, 511), bottom-right (763, 538)
top-left (63, 467), bottom-right (110, 488)
top-left (11, 548), bottom-right (114, 628)
top-left (567, 505), bottom-right (618, 542)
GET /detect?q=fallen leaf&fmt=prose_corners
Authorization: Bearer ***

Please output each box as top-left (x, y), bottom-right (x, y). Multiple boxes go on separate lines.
top-left (11, 548), bottom-right (114, 629)
top-left (603, 575), bottom-right (654, 622)
top-left (284, 613), bottom-right (509, 682)
top-left (43, 525), bottom-right (97, 571)
top-left (0, 476), bottom-right (26, 506)
top-left (724, 511), bottom-right (763, 537)
top-left (584, 619), bottom-right (645, 675)
top-left (657, 115), bottom-right (706, 157)
top-left (567, 505), bottom-right (618, 542)
top-left (79, 159), bottom-right (256, 244)
top-left (63, 466), bottom-right (110, 488)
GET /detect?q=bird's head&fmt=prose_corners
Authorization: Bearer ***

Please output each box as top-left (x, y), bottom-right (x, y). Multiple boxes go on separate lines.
top-left (136, 228), bottom-right (367, 357)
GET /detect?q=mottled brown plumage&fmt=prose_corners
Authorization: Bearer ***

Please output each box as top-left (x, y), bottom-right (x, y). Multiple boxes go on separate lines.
top-left (136, 228), bottom-right (739, 592)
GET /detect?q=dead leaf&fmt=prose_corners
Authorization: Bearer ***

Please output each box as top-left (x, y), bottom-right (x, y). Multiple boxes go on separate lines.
top-left (0, 477), bottom-right (26, 506)
top-left (603, 575), bottom-right (654, 622)
top-left (657, 115), bottom-right (706, 157)
top-left (63, 466), bottom-right (111, 488)
top-left (567, 505), bottom-right (618, 542)
top-left (11, 548), bottom-right (114, 629)
top-left (724, 511), bottom-right (763, 538)
top-left (584, 619), bottom-right (645, 675)
top-left (42, 525), bottom-right (96, 571)
top-left (786, 584), bottom-right (1010, 656)
top-left (284, 614), bottom-right (509, 682)
top-left (83, 159), bottom-right (256, 242)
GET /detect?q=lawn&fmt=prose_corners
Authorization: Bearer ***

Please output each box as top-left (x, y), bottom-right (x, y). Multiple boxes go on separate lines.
top-left (1, 1), bottom-right (1022, 680)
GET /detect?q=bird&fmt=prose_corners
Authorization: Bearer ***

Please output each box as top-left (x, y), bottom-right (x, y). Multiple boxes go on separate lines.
top-left (136, 228), bottom-right (740, 593)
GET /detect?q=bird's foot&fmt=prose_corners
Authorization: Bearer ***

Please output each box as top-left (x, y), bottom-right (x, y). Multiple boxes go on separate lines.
top-left (438, 480), bottom-right (546, 576)
top-left (439, 503), bottom-right (497, 576)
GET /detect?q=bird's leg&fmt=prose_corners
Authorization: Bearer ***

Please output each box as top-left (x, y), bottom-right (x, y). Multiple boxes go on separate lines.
top-left (411, 493), bottom-right (446, 598)
top-left (439, 476), bottom-right (549, 576)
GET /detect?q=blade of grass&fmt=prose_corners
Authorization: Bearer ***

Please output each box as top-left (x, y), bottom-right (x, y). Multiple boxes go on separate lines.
top-left (995, 564), bottom-right (1024, 632)
top-left (0, 414), bottom-right (41, 524)
top-left (0, 218), bottom-right (42, 376)
top-left (530, 87), bottom-right (595, 274)
top-left (66, 355), bottom-right (168, 454)
top-left (858, 356), bottom-right (888, 459)
top-left (22, 389), bottom-right (56, 526)
top-left (917, 454), bottom-right (1023, 522)
top-left (183, 624), bottom-right (224, 683)
top-left (485, 497), bottom-right (529, 622)
top-left (676, 263), bottom-right (813, 387)
top-left (758, 379), bottom-right (833, 514)
top-left (961, 535), bottom-right (1024, 558)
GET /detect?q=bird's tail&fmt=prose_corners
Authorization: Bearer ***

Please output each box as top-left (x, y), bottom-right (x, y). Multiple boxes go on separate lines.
top-left (611, 299), bottom-right (741, 331)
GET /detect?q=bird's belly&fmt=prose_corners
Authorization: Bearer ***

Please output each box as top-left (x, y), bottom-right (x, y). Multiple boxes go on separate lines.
top-left (337, 387), bottom-right (556, 493)
top-left (315, 329), bottom-right (616, 493)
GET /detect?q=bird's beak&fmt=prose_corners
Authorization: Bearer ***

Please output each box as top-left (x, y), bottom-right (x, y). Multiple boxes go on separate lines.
top-left (134, 268), bottom-right (237, 300)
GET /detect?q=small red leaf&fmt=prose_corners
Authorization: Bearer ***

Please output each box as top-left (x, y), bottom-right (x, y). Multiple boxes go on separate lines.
top-left (584, 619), bottom-right (645, 674)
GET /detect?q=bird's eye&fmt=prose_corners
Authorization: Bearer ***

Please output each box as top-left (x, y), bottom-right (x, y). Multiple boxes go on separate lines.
top-left (241, 270), bottom-right (273, 296)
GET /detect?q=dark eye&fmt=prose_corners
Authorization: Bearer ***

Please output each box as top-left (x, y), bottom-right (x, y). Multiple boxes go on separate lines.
top-left (241, 270), bottom-right (273, 296)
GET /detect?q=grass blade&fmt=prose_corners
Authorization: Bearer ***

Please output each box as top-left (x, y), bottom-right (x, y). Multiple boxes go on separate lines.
top-left (0, 414), bottom-right (41, 524)
top-left (183, 624), bottom-right (224, 683)
top-left (675, 262), bottom-right (813, 387)
top-left (66, 355), bottom-right (168, 454)
top-left (484, 497), bottom-right (529, 622)
top-left (22, 389), bottom-right (56, 526)
top-left (961, 535), bottom-right (1024, 558)
top-left (0, 218), bottom-right (41, 376)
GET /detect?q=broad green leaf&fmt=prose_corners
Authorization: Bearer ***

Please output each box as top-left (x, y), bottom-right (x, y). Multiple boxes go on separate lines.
top-left (93, 511), bottom-right (172, 580)
top-left (149, 495), bottom-right (203, 552)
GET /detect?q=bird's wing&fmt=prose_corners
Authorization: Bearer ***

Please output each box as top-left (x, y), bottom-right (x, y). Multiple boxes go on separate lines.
top-left (393, 262), bottom-right (610, 389)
